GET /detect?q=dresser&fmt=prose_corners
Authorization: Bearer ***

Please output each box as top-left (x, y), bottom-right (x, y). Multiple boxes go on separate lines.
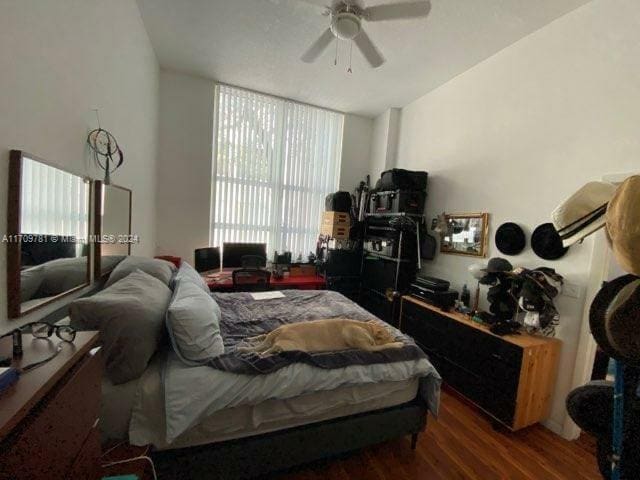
top-left (0, 331), bottom-right (102, 480)
top-left (400, 296), bottom-right (561, 430)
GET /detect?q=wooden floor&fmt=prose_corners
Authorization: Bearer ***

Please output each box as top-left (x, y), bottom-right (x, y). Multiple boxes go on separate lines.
top-left (272, 389), bottom-right (602, 480)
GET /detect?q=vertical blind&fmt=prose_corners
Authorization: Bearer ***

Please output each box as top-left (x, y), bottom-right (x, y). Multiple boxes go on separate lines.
top-left (20, 157), bottom-right (89, 240)
top-left (211, 84), bottom-right (344, 257)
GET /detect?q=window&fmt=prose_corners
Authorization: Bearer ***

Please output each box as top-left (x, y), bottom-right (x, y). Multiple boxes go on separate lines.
top-left (211, 84), bottom-right (344, 257)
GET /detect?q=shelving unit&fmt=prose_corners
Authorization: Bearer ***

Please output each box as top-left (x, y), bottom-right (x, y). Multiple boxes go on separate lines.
top-left (358, 212), bottom-right (424, 326)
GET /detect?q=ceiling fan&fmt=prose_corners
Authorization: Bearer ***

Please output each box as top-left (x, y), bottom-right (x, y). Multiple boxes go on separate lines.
top-left (301, 0), bottom-right (431, 69)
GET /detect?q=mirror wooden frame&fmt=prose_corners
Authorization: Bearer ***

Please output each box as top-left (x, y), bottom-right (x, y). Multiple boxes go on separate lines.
top-left (7, 150), bottom-right (91, 318)
top-left (440, 212), bottom-right (490, 258)
top-left (93, 180), bottom-right (132, 280)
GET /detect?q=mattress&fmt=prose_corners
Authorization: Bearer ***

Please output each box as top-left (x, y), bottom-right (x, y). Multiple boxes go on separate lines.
top-left (127, 354), bottom-right (420, 450)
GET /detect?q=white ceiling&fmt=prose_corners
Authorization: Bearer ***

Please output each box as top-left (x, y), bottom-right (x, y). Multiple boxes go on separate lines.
top-left (137, 0), bottom-right (591, 117)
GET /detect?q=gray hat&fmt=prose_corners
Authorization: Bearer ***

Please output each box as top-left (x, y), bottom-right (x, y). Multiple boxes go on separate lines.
top-left (482, 257), bottom-right (513, 274)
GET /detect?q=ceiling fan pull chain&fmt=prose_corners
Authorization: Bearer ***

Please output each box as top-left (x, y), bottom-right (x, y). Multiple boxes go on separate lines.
top-left (348, 40), bottom-right (353, 73)
top-left (334, 37), bottom-right (339, 66)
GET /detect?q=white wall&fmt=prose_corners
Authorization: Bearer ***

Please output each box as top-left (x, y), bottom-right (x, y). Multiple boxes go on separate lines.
top-left (368, 108), bottom-right (401, 182)
top-left (340, 114), bottom-right (373, 192)
top-left (391, 0), bottom-right (640, 436)
top-left (0, 0), bottom-right (159, 333)
top-left (155, 70), bottom-right (215, 264)
top-left (369, 110), bottom-right (392, 181)
top-left (156, 73), bottom-right (373, 262)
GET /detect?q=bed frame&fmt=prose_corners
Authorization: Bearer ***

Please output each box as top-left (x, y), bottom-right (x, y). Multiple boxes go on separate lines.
top-left (151, 397), bottom-right (427, 479)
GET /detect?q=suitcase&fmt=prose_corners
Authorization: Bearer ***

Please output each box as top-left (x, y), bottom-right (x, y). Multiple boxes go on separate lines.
top-left (375, 169), bottom-right (428, 192)
top-left (325, 191), bottom-right (352, 212)
top-left (369, 190), bottom-right (426, 215)
top-left (363, 231), bottom-right (417, 260)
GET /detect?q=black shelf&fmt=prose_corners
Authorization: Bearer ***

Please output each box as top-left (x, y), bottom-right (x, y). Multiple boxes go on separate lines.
top-left (363, 251), bottom-right (414, 263)
top-left (365, 212), bottom-right (423, 218)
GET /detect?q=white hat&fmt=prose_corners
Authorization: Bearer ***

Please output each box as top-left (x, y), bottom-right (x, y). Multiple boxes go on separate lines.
top-left (551, 181), bottom-right (617, 247)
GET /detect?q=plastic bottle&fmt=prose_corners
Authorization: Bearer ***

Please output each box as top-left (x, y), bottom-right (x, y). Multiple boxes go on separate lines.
top-left (461, 284), bottom-right (471, 308)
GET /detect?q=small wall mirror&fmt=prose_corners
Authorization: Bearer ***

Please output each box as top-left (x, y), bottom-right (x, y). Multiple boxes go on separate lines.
top-left (7, 150), bottom-right (91, 318)
top-left (440, 212), bottom-right (490, 258)
top-left (94, 181), bottom-right (132, 279)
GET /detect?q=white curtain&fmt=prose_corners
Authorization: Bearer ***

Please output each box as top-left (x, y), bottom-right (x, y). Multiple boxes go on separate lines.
top-left (211, 84), bottom-right (344, 257)
top-left (20, 157), bottom-right (89, 240)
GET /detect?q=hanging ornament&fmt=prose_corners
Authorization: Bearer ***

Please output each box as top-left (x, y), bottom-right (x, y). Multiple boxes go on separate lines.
top-left (87, 109), bottom-right (123, 185)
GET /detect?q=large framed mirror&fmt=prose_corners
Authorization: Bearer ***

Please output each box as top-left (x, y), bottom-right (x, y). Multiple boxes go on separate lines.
top-left (440, 212), bottom-right (490, 258)
top-left (94, 181), bottom-right (132, 279)
top-left (7, 150), bottom-right (91, 318)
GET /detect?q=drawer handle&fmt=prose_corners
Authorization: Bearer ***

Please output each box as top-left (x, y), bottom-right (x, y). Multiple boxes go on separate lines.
top-left (491, 353), bottom-right (504, 361)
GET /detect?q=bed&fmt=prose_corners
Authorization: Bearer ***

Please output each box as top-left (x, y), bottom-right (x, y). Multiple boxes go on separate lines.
top-left (85, 261), bottom-right (441, 480)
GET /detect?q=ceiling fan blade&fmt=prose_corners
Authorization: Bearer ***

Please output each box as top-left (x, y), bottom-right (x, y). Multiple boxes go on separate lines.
top-left (301, 28), bottom-right (335, 63)
top-left (354, 29), bottom-right (385, 68)
top-left (365, 1), bottom-right (431, 22)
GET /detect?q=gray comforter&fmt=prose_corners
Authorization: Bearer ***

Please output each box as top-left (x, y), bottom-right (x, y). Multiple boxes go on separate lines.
top-left (208, 290), bottom-right (428, 375)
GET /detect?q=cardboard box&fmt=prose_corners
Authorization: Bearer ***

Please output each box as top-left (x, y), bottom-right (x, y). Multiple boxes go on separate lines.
top-left (322, 211), bottom-right (351, 227)
top-left (289, 264), bottom-right (317, 277)
top-left (320, 223), bottom-right (350, 240)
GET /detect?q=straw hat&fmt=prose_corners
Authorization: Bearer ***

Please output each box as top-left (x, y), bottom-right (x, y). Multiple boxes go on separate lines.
top-left (552, 181), bottom-right (617, 247)
top-left (606, 175), bottom-right (640, 276)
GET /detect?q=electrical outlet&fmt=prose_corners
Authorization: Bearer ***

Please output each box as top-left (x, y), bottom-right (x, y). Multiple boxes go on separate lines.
top-left (563, 282), bottom-right (582, 299)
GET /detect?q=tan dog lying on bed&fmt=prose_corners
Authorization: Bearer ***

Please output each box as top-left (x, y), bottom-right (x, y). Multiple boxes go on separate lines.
top-left (237, 318), bottom-right (404, 356)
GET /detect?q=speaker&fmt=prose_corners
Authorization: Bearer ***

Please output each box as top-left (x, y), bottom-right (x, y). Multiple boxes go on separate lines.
top-left (194, 247), bottom-right (220, 273)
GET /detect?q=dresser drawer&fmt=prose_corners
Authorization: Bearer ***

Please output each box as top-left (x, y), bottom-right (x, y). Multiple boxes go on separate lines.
top-left (435, 354), bottom-right (516, 425)
top-left (445, 319), bottom-right (522, 396)
top-left (0, 349), bottom-right (102, 480)
top-left (400, 297), bottom-right (560, 430)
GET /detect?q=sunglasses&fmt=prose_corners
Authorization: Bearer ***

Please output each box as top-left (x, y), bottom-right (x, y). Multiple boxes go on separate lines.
top-left (20, 322), bottom-right (76, 343)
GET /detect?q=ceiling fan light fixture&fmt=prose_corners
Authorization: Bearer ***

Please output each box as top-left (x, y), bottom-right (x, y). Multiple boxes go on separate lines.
top-left (330, 12), bottom-right (361, 40)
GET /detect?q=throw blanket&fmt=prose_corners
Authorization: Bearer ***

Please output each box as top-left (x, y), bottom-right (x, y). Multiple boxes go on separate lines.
top-left (207, 290), bottom-right (428, 375)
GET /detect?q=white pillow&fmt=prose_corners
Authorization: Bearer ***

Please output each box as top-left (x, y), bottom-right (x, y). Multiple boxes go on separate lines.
top-left (174, 261), bottom-right (209, 293)
top-left (166, 279), bottom-right (224, 364)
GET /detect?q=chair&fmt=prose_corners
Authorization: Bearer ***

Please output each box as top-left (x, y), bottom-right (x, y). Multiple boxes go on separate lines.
top-left (232, 269), bottom-right (271, 292)
top-left (240, 255), bottom-right (266, 269)
top-left (194, 247), bottom-right (220, 273)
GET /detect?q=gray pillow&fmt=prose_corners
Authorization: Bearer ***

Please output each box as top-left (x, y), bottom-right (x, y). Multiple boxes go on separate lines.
top-left (174, 261), bottom-right (209, 293)
top-left (105, 256), bottom-right (175, 287)
top-left (167, 279), bottom-right (224, 364)
top-left (38, 256), bottom-right (88, 296)
top-left (20, 265), bottom-right (45, 302)
top-left (70, 269), bottom-right (172, 384)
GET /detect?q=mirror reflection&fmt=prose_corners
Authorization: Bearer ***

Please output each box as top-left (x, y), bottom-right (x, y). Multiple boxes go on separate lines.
top-left (14, 154), bottom-right (90, 315)
top-left (441, 213), bottom-right (489, 257)
top-left (96, 182), bottom-right (131, 277)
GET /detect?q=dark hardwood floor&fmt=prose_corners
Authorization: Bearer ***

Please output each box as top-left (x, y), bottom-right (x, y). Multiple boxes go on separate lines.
top-left (272, 389), bottom-right (602, 480)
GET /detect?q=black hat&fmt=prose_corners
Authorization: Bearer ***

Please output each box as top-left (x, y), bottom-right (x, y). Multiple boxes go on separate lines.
top-left (518, 280), bottom-right (546, 312)
top-left (531, 223), bottom-right (569, 261)
top-left (480, 257), bottom-right (513, 285)
top-left (482, 257), bottom-right (513, 274)
top-left (589, 274), bottom-right (640, 366)
top-left (495, 222), bottom-right (526, 255)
